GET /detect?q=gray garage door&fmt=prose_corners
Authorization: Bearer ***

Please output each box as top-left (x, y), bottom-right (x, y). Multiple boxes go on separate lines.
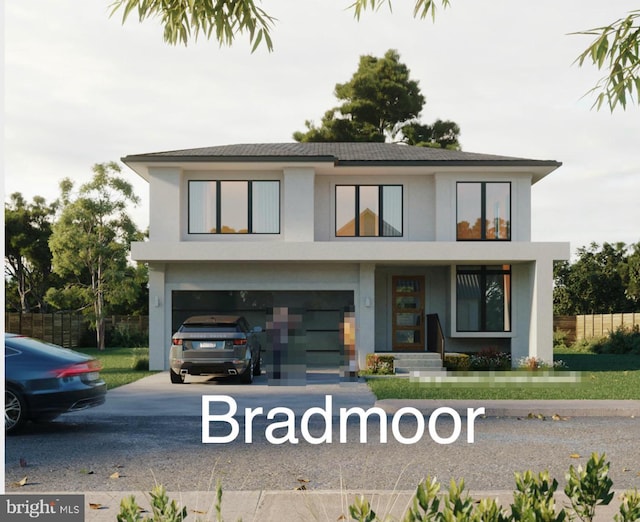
top-left (172, 290), bottom-right (354, 368)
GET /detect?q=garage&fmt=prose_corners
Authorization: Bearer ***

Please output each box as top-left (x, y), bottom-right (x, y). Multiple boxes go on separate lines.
top-left (172, 290), bottom-right (355, 372)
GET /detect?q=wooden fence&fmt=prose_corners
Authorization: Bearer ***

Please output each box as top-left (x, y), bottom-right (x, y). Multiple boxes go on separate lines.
top-left (554, 313), bottom-right (640, 342)
top-left (4, 313), bottom-right (149, 348)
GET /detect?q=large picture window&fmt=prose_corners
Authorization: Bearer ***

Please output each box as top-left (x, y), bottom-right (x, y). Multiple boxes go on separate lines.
top-left (336, 185), bottom-right (403, 237)
top-left (457, 182), bottom-right (511, 240)
top-left (189, 180), bottom-right (280, 234)
top-left (456, 265), bottom-right (511, 332)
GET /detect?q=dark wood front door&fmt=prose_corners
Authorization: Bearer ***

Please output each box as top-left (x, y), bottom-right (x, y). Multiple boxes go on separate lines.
top-left (392, 276), bottom-right (425, 351)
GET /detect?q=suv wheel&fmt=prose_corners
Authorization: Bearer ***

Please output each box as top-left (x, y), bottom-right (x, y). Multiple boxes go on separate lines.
top-left (253, 354), bottom-right (262, 376)
top-left (240, 361), bottom-right (254, 384)
top-left (170, 369), bottom-right (185, 384)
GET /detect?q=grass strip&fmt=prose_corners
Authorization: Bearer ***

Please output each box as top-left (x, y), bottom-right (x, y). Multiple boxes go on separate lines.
top-left (368, 353), bottom-right (640, 400)
top-left (75, 346), bottom-right (157, 390)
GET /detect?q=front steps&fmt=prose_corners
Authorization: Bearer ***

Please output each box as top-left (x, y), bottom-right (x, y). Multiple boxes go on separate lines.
top-left (392, 352), bottom-right (444, 374)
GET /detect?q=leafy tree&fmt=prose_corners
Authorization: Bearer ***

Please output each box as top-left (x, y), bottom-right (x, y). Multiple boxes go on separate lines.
top-left (293, 49), bottom-right (461, 148)
top-left (554, 241), bottom-right (640, 315)
top-left (4, 193), bottom-right (58, 312)
top-left (46, 162), bottom-right (145, 349)
top-left (573, 9), bottom-right (640, 111)
top-left (110, 0), bottom-right (639, 112)
top-left (627, 242), bottom-right (640, 304)
top-left (110, 0), bottom-right (274, 51)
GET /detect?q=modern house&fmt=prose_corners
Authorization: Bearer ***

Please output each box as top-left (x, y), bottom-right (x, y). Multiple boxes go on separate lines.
top-left (123, 143), bottom-right (569, 375)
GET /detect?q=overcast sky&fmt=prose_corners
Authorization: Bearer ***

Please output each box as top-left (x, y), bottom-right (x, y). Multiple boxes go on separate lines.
top-left (4, 0), bottom-right (639, 253)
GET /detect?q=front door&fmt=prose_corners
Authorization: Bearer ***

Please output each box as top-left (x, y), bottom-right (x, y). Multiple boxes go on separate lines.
top-left (392, 276), bottom-right (425, 351)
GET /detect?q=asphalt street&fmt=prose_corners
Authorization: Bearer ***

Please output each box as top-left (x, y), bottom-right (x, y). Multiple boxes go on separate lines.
top-left (5, 372), bottom-right (640, 495)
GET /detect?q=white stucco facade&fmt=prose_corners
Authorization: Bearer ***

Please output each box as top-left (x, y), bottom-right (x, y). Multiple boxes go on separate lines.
top-left (124, 143), bottom-right (569, 372)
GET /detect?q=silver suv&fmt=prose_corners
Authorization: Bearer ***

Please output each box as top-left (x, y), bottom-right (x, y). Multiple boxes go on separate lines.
top-left (169, 315), bottom-right (262, 384)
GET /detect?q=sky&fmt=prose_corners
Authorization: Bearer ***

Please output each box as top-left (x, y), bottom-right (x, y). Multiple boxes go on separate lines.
top-left (4, 0), bottom-right (639, 254)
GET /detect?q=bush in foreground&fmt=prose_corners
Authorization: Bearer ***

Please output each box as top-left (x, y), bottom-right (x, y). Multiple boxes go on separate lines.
top-left (118, 453), bottom-right (640, 521)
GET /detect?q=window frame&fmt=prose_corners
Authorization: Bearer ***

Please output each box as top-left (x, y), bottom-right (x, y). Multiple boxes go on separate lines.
top-left (456, 181), bottom-right (511, 241)
top-left (335, 184), bottom-right (404, 238)
top-left (188, 180), bottom-right (280, 235)
top-left (455, 265), bottom-right (512, 333)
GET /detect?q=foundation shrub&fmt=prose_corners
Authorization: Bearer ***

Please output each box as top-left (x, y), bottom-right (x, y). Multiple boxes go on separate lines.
top-left (443, 353), bottom-right (470, 371)
top-left (362, 354), bottom-right (395, 375)
top-left (469, 347), bottom-right (511, 371)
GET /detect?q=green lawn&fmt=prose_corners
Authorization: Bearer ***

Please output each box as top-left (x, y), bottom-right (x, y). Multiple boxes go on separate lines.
top-left (368, 352), bottom-right (640, 400)
top-left (75, 346), bottom-right (157, 390)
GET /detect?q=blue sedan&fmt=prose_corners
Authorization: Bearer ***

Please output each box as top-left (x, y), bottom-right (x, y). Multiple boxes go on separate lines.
top-left (4, 334), bottom-right (107, 433)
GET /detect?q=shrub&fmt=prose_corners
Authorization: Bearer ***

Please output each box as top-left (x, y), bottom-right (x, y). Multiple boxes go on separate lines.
top-left (109, 323), bottom-right (149, 348)
top-left (553, 329), bottom-right (570, 350)
top-left (131, 347), bottom-right (150, 371)
top-left (469, 347), bottom-right (511, 371)
top-left (586, 325), bottom-right (640, 355)
top-left (117, 454), bottom-right (640, 522)
top-left (443, 353), bottom-right (470, 371)
top-left (517, 356), bottom-right (567, 371)
top-left (363, 354), bottom-right (395, 375)
top-left (117, 484), bottom-right (187, 522)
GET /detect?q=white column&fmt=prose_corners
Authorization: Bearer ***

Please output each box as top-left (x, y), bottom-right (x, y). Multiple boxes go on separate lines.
top-left (529, 259), bottom-right (554, 363)
top-left (148, 263), bottom-right (167, 370)
top-left (357, 263), bottom-right (376, 369)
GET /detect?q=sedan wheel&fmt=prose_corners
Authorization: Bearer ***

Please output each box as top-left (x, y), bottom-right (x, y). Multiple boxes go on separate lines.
top-left (5, 388), bottom-right (27, 433)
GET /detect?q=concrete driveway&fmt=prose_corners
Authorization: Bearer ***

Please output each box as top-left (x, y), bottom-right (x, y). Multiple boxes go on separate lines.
top-left (81, 370), bottom-right (376, 417)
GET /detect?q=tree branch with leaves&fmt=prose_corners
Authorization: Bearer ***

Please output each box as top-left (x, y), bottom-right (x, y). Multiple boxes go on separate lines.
top-left (110, 0), bottom-right (639, 111)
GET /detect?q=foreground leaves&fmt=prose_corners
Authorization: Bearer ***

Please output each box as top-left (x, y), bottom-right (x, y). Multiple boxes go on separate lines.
top-left (573, 10), bottom-right (640, 111)
top-left (110, 0), bottom-right (275, 52)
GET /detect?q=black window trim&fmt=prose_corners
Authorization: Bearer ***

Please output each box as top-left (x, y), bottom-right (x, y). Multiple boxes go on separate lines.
top-left (456, 181), bottom-right (512, 241)
top-left (335, 184), bottom-right (404, 238)
top-left (456, 264), bottom-right (512, 333)
top-left (188, 180), bottom-right (281, 235)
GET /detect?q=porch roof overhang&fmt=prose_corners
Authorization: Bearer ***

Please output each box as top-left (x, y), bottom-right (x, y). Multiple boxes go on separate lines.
top-left (131, 241), bottom-right (570, 264)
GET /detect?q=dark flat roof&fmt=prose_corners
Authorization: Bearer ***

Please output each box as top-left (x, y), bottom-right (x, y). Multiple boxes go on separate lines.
top-left (122, 142), bottom-right (561, 168)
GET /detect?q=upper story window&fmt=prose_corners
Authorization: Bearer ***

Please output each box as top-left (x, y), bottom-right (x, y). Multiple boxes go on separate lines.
top-left (189, 180), bottom-right (280, 234)
top-left (457, 182), bottom-right (511, 240)
top-left (336, 185), bottom-right (403, 237)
